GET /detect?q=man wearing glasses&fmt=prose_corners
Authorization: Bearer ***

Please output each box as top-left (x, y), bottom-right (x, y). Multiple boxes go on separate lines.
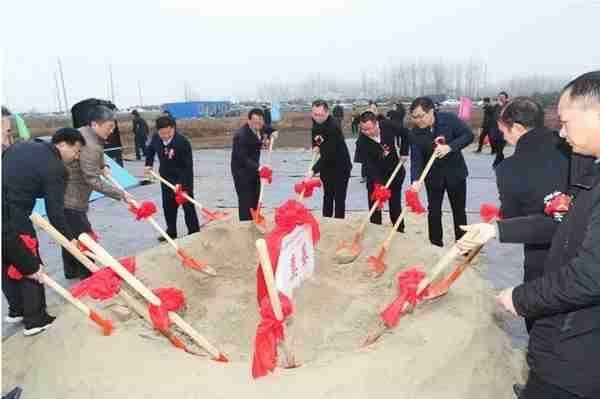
top-left (409, 96), bottom-right (474, 247)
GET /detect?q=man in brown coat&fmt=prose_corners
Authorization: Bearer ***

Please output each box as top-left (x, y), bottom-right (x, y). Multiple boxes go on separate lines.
top-left (62, 105), bottom-right (130, 279)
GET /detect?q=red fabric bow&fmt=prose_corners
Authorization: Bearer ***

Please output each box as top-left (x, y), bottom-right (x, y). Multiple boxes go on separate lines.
top-left (78, 232), bottom-right (99, 253)
top-left (259, 166), bottom-right (273, 184)
top-left (405, 189), bottom-right (426, 214)
top-left (128, 201), bottom-right (157, 220)
top-left (7, 265), bottom-right (23, 280)
top-left (174, 184), bottom-right (189, 205)
top-left (371, 184), bottom-right (391, 210)
top-left (148, 288), bottom-right (186, 332)
top-left (69, 257), bottom-right (136, 300)
top-left (256, 199), bottom-right (320, 306)
top-left (251, 292), bottom-right (293, 379)
top-left (434, 135), bottom-right (446, 146)
top-left (545, 194), bottom-right (571, 216)
top-left (480, 204), bottom-right (502, 223)
top-left (380, 267), bottom-right (428, 328)
top-left (19, 234), bottom-right (38, 257)
top-left (294, 178), bottom-right (322, 198)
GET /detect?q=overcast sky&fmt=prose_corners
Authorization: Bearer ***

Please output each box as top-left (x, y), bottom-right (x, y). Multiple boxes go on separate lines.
top-left (1, 0), bottom-right (598, 112)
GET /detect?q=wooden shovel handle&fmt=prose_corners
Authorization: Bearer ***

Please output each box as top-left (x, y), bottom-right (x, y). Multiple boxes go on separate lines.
top-left (41, 272), bottom-right (91, 316)
top-left (357, 158), bottom-right (408, 235)
top-left (417, 229), bottom-right (480, 294)
top-left (257, 136), bottom-right (277, 205)
top-left (415, 152), bottom-right (437, 188)
top-left (30, 212), bottom-right (99, 273)
top-left (79, 233), bottom-right (162, 306)
top-left (256, 239), bottom-right (284, 321)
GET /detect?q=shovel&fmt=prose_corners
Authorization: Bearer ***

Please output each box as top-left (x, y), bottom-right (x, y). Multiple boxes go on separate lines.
top-left (251, 135), bottom-right (276, 233)
top-left (335, 158), bottom-right (407, 264)
top-left (363, 229), bottom-right (480, 346)
top-left (149, 171), bottom-right (230, 222)
top-left (104, 175), bottom-right (216, 276)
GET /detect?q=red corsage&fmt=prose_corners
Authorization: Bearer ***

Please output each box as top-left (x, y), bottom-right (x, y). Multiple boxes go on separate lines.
top-left (544, 192), bottom-right (572, 222)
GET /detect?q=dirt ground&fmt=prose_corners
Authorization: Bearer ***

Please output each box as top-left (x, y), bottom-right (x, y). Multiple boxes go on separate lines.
top-left (2, 212), bottom-right (527, 398)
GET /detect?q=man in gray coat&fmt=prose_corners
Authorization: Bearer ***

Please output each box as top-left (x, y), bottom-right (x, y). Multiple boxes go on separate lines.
top-left (62, 105), bottom-right (130, 279)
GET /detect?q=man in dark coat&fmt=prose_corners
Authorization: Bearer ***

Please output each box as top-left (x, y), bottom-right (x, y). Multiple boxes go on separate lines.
top-left (458, 71), bottom-right (600, 399)
top-left (145, 115), bottom-right (199, 240)
top-left (357, 111), bottom-right (409, 231)
top-left (311, 99), bottom-right (353, 219)
top-left (409, 96), bottom-right (474, 247)
top-left (475, 97), bottom-right (494, 153)
top-left (488, 91), bottom-right (510, 167)
top-left (132, 110), bottom-right (149, 160)
top-left (386, 102), bottom-right (406, 126)
top-left (230, 108), bottom-right (276, 222)
top-left (495, 96), bottom-right (570, 332)
top-left (332, 102), bottom-right (345, 130)
top-left (2, 129), bottom-right (85, 335)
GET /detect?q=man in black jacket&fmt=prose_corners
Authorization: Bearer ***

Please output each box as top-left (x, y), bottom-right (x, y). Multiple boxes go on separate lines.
top-left (2, 129), bottom-right (85, 335)
top-left (357, 111), bottom-right (409, 231)
top-left (459, 71), bottom-right (600, 399)
top-left (332, 102), bottom-right (344, 130)
top-left (488, 92), bottom-right (510, 167)
top-left (409, 96), bottom-right (474, 247)
top-left (475, 97), bottom-right (494, 153)
top-left (311, 99), bottom-right (353, 219)
top-left (386, 102), bottom-right (406, 126)
top-left (231, 108), bottom-right (276, 222)
top-left (132, 110), bottom-right (149, 160)
top-left (145, 116), bottom-right (199, 240)
top-left (495, 96), bottom-right (570, 332)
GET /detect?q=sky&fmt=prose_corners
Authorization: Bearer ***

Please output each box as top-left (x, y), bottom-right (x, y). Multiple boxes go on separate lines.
top-left (1, 0), bottom-right (599, 112)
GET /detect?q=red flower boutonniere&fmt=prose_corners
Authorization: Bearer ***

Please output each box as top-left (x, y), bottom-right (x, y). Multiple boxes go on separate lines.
top-left (544, 191), bottom-right (572, 222)
top-left (314, 135), bottom-right (324, 146)
top-left (381, 144), bottom-right (391, 158)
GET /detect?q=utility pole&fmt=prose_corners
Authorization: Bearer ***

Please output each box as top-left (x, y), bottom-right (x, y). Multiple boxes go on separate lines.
top-left (57, 57), bottom-right (69, 112)
top-left (54, 71), bottom-right (63, 113)
top-left (108, 63), bottom-right (116, 104)
top-left (137, 80), bottom-right (143, 106)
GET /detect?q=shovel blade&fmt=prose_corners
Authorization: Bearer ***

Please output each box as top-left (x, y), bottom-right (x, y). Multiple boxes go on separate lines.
top-left (367, 247), bottom-right (387, 276)
top-left (201, 208), bottom-right (231, 222)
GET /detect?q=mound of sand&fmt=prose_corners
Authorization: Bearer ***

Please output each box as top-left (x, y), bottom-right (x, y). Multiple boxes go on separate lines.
top-left (2, 212), bottom-right (526, 398)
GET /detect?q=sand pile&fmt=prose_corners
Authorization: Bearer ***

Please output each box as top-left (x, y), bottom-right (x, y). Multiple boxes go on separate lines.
top-left (2, 211), bottom-right (526, 398)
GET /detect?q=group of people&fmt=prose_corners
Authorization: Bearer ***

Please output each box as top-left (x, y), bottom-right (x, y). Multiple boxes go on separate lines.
top-left (231, 97), bottom-right (475, 248)
top-left (2, 69), bottom-right (599, 398)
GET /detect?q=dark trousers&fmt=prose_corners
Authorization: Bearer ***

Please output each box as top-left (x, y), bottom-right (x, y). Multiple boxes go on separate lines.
top-left (361, 163), bottom-right (367, 178)
top-left (425, 177), bottom-right (467, 247)
top-left (2, 229), bottom-right (48, 328)
top-left (161, 184), bottom-right (200, 238)
top-left (367, 179), bottom-right (404, 232)
top-left (476, 131), bottom-right (490, 152)
top-left (492, 141), bottom-right (506, 168)
top-left (233, 175), bottom-right (260, 221)
top-left (134, 137), bottom-right (146, 160)
top-left (321, 174), bottom-right (349, 219)
top-left (523, 373), bottom-right (583, 399)
top-left (62, 209), bottom-right (93, 280)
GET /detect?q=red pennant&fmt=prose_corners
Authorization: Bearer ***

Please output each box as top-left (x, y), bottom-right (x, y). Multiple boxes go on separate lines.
top-left (480, 204), bottom-right (502, 223)
top-left (294, 179), bottom-right (322, 198)
top-left (380, 267), bottom-right (428, 328)
top-left (405, 189), bottom-right (426, 214)
top-left (19, 234), bottom-right (38, 257)
top-left (174, 184), bottom-right (189, 205)
top-left (256, 200), bottom-right (320, 306)
top-left (251, 292), bottom-right (293, 379)
top-left (148, 288), bottom-right (185, 331)
top-left (259, 166), bottom-right (273, 184)
top-left (371, 184), bottom-right (391, 210)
